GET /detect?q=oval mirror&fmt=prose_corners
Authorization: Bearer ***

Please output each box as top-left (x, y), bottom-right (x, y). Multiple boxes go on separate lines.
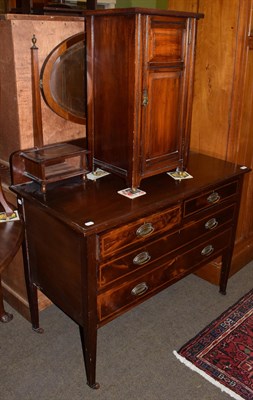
top-left (40, 32), bottom-right (86, 124)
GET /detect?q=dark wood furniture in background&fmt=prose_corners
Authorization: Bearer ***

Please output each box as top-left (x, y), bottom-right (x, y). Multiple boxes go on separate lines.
top-left (85, 8), bottom-right (203, 190)
top-left (167, 0), bottom-right (253, 282)
top-left (0, 177), bottom-right (23, 323)
top-left (5, 0), bottom-right (98, 14)
top-left (0, 13), bottom-right (84, 319)
top-left (10, 152), bottom-right (250, 388)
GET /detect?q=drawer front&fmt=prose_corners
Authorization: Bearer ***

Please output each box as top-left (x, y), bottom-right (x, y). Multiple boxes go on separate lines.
top-left (97, 229), bottom-right (232, 322)
top-left (148, 16), bottom-right (187, 64)
top-left (184, 180), bottom-right (239, 217)
top-left (99, 205), bottom-right (181, 259)
top-left (98, 204), bottom-right (235, 288)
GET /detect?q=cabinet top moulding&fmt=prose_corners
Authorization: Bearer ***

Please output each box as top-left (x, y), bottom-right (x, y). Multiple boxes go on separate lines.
top-left (82, 7), bottom-right (204, 19)
top-left (0, 8), bottom-right (204, 20)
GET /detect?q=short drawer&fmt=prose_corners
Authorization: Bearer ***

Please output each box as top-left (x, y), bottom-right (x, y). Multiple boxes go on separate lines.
top-left (98, 204), bottom-right (235, 288)
top-left (99, 205), bottom-right (181, 259)
top-left (184, 180), bottom-right (239, 217)
top-left (148, 16), bottom-right (187, 64)
top-left (97, 229), bottom-right (232, 322)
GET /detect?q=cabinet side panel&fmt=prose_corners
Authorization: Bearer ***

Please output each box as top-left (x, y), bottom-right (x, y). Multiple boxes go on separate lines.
top-left (24, 200), bottom-right (84, 324)
top-left (91, 15), bottom-right (137, 172)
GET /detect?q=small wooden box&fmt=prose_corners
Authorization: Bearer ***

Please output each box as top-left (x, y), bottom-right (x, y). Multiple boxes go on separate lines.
top-left (20, 143), bottom-right (89, 192)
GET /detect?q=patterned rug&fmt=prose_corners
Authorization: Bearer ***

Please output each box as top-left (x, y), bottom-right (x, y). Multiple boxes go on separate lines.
top-left (174, 289), bottom-right (253, 400)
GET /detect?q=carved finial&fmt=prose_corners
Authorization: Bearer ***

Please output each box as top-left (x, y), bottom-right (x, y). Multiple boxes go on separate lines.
top-left (31, 34), bottom-right (38, 49)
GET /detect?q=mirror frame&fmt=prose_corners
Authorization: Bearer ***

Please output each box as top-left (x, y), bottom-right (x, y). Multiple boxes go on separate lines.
top-left (40, 32), bottom-right (86, 125)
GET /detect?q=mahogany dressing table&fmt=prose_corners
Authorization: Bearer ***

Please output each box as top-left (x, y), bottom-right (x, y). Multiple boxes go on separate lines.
top-left (10, 151), bottom-right (250, 388)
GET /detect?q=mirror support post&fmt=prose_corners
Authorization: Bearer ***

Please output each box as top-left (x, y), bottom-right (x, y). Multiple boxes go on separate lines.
top-left (31, 35), bottom-right (44, 148)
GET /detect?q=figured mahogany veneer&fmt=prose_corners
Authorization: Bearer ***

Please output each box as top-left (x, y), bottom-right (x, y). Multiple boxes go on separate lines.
top-left (10, 152), bottom-right (250, 389)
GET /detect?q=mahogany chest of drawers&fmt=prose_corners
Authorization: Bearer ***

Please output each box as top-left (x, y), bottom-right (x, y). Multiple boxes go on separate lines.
top-left (10, 152), bottom-right (250, 389)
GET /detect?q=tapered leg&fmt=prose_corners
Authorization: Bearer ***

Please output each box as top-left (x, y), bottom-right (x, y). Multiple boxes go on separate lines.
top-left (80, 235), bottom-right (100, 388)
top-left (219, 250), bottom-right (232, 295)
top-left (79, 324), bottom-right (99, 389)
top-left (0, 278), bottom-right (13, 323)
top-left (22, 240), bottom-right (43, 333)
top-left (29, 283), bottom-right (44, 333)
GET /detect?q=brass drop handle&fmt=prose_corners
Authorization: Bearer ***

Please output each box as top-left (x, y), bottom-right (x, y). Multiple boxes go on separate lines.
top-left (133, 251), bottom-right (151, 265)
top-left (136, 222), bottom-right (154, 238)
top-left (201, 245), bottom-right (214, 257)
top-left (131, 282), bottom-right (149, 296)
top-left (207, 192), bottom-right (221, 204)
top-left (205, 218), bottom-right (218, 230)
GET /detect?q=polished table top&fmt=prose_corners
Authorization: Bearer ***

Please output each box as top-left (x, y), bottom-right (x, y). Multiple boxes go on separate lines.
top-left (11, 152), bottom-right (249, 235)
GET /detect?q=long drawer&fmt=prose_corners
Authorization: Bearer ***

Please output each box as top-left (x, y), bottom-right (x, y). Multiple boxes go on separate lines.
top-left (99, 204), bottom-right (181, 259)
top-left (98, 204), bottom-right (236, 289)
top-left (97, 229), bottom-right (232, 322)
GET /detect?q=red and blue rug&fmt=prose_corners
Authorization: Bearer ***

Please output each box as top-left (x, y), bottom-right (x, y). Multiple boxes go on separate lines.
top-left (174, 289), bottom-right (253, 400)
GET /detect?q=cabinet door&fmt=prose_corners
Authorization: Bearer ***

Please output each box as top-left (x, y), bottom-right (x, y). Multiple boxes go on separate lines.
top-left (141, 69), bottom-right (183, 174)
top-left (140, 15), bottom-right (195, 179)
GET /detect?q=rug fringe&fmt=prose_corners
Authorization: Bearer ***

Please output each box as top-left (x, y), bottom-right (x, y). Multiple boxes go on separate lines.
top-left (173, 350), bottom-right (245, 400)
